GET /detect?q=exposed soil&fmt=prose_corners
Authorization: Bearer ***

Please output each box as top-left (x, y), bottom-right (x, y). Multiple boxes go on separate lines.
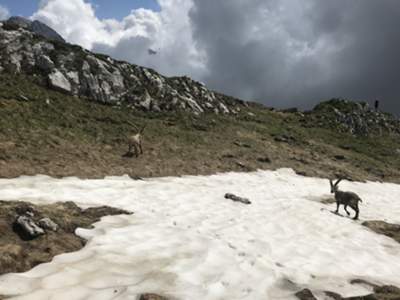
top-left (0, 200), bottom-right (131, 275)
top-left (296, 280), bottom-right (400, 300)
top-left (362, 220), bottom-right (400, 244)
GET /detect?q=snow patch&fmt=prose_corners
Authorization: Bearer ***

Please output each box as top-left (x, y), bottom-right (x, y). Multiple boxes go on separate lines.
top-left (0, 169), bottom-right (400, 299)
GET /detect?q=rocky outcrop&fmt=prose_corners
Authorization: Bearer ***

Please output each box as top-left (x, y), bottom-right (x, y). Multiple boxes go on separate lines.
top-left (307, 99), bottom-right (400, 136)
top-left (3, 16), bottom-right (65, 43)
top-left (0, 17), bottom-right (245, 115)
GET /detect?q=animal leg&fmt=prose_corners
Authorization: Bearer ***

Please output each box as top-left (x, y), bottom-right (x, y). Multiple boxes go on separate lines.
top-left (335, 202), bottom-right (339, 213)
top-left (139, 143), bottom-right (143, 154)
top-left (353, 208), bottom-right (359, 220)
top-left (134, 145), bottom-right (139, 157)
top-left (350, 204), bottom-right (359, 220)
top-left (344, 205), bottom-right (350, 216)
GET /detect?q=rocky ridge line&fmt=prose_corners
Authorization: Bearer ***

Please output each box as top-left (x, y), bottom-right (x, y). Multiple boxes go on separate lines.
top-left (306, 99), bottom-right (400, 136)
top-left (0, 17), bottom-right (246, 115)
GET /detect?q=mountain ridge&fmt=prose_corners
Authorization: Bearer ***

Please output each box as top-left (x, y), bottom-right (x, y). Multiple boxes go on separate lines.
top-left (1, 17), bottom-right (400, 182)
top-left (0, 16), bottom-right (246, 115)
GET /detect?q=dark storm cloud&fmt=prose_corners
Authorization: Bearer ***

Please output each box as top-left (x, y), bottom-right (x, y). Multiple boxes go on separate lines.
top-left (189, 0), bottom-right (400, 113)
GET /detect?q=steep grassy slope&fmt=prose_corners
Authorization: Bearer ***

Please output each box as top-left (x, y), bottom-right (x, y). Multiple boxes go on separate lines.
top-left (1, 74), bottom-right (400, 182)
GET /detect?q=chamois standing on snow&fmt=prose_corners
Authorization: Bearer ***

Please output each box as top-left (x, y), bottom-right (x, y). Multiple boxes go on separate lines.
top-left (330, 178), bottom-right (362, 220)
top-left (126, 122), bottom-right (146, 157)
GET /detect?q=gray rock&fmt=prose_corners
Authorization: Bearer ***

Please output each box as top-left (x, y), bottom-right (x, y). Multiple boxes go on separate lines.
top-left (29, 20), bottom-right (65, 43)
top-left (66, 71), bottom-right (80, 85)
top-left (48, 69), bottom-right (71, 93)
top-left (0, 20), bottom-right (246, 115)
top-left (3, 17), bottom-right (65, 43)
top-left (139, 89), bottom-right (152, 110)
top-left (15, 215), bottom-right (45, 238)
top-left (38, 218), bottom-right (59, 232)
top-left (4, 16), bottom-right (31, 29)
top-left (36, 55), bottom-right (54, 72)
top-left (224, 193), bottom-right (251, 205)
top-left (295, 289), bottom-right (317, 300)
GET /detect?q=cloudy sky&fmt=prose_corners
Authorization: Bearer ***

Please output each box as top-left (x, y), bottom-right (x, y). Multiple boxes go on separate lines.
top-left (1, 0), bottom-right (399, 113)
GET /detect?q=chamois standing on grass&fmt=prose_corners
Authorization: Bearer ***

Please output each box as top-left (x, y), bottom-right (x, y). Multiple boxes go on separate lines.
top-left (126, 122), bottom-right (146, 157)
top-left (330, 178), bottom-right (362, 220)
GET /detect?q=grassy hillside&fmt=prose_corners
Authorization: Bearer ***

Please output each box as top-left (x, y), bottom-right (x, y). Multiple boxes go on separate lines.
top-left (1, 73), bottom-right (400, 182)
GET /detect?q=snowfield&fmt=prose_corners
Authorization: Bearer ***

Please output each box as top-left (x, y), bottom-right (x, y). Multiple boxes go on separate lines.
top-left (0, 169), bottom-right (400, 300)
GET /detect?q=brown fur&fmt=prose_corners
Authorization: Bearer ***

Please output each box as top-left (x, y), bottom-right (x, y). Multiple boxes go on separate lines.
top-left (126, 124), bottom-right (146, 157)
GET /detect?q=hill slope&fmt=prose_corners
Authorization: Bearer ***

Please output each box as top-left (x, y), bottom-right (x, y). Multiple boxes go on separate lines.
top-left (1, 74), bottom-right (400, 182)
top-left (0, 17), bottom-right (400, 182)
top-left (0, 18), bottom-right (243, 115)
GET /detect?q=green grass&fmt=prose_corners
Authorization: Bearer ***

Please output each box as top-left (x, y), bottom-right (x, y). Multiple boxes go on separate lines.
top-left (1, 73), bottom-right (400, 182)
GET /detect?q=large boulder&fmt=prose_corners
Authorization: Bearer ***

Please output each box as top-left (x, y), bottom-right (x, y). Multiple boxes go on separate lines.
top-left (48, 69), bottom-right (72, 93)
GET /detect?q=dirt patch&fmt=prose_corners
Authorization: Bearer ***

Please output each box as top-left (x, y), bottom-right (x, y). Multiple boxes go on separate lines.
top-left (362, 220), bottom-right (400, 244)
top-left (296, 280), bottom-right (400, 300)
top-left (0, 200), bottom-right (131, 275)
top-left (320, 197), bottom-right (336, 204)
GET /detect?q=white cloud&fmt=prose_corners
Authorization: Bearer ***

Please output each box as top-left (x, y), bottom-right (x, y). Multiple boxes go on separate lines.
top-left (0, 5), bottom-right (10, 20)
top-left (31, 0), bottom-right (108, 48)
top-left (30, 0), bottom-right (400, 114)
top-left (31, 0), bottom-right (204, 78)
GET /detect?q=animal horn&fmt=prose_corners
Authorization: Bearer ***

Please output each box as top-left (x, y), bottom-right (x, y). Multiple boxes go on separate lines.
top-left (126, 121), bottom-right (139, 131)
top-left (334, 178), bottom-right (343, 186)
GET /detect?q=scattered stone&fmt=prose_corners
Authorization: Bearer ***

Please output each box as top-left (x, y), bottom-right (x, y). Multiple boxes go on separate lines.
top-left (257, 156), bottom-right (271, 163)
top-left (274, 134), bottom-right (296, 144)
top-left (340, 145), bottom-right (352, 150)
top-left (224, 193), bottom-right (251, 205)
top-left (192, 123), bottom-right (208, 131)
top-left (295, 170), bottom-right (307, 177)
top-left (374, 285), bottom-right (400, 296)
top-left (295, 289), bottom-right (317, 300)
top-left (235, 161), bottom-right (247, 168)
top-left (334, 155), bottom-right (346, 160)
top-left (234, 141), bottom-right (251, 148)
top-left (18, 94), bottom-right (29, 101)
top-left (15, 215), bottom-right (45, 238)
top-left (296, 281), bottom-right (400, 300)
top-left (38, 217), bottom-right (59, 232)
